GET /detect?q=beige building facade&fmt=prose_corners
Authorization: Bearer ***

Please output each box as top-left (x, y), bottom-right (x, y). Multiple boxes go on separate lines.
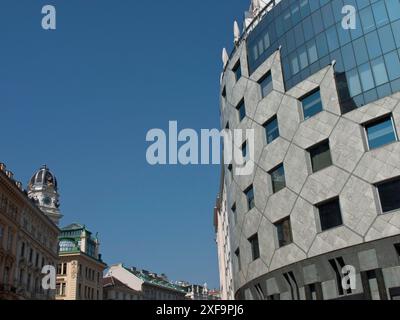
top-left (0, 163), bottom-right (59, 300)
top-left (56, 223), bottom-right (106, 300)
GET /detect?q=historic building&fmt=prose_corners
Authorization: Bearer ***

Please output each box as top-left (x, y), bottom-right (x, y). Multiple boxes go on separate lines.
top-left (27, 165), bottom-right (62, 226)
top-left (103, 275), bottom-right (143, 300)
top-left (105, 264), bottom-right (187, 300)
top-left (56, 223), bottom-right (106, 300)
top-left (219, 0), bottom-right (400, 300)
top-left (214, 170), bottom-right (235, 300)
top-left (0, 163), bottom-right (59, 300)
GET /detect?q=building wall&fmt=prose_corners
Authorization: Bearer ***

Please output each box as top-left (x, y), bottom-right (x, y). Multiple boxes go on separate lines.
top-left (220, 0), bottom-right (400, 300)
top-left (56, 254), bottom-right (105, 300)
top-left (0, 164), bottom-right (59, 300)
top-left (215, 182), bottom-right (235, 300)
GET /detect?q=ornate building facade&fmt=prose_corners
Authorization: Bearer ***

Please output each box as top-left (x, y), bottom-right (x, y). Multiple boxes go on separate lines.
top-left (219, 0), bottom-right (400, 300)
top-left (0, 163), bottom-right (59, 300)
top-left (56, 223), bottom-right (106, 300)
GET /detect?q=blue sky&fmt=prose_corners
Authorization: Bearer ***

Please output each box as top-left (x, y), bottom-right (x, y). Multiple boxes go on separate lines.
top-left (0, 0), bottom-right (249, 288)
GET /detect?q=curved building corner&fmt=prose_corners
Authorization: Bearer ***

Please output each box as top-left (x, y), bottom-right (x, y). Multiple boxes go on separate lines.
top-left (217, 0), bottom-right (400, 300)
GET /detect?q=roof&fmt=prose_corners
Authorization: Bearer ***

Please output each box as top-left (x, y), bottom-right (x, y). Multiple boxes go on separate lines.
top-left (102, 276), bottom-right (141, 294)
top-left (124, 266), bottom-right (186, 294)
top-left (62, 223), bottom-right (86, 231)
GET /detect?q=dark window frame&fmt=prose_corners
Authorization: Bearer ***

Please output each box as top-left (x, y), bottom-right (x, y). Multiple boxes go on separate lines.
top-left (236, 99), bottom-right (246, 122)
top-left (364, 114), bottom-right (398, 150)
top-left (275, 216), bottom-right (293, 248)
top-left (245, 185), bottom-right (255, 210)
top-left (317, 197), bottom-right (343, 232)
top-left (248, 233), bottom-right (260, 261)
top-left (376, 176), bottom-right (400, 214)
top-left (264, 115), bottom-right (280, 144)
top-left (300, 88), bottom-right (323, 120)
top-left (269, 163), bottom-right (286, 194)
top-left (258, 71), bottom-right (273, 98)
top-left (233, 61), bottom-right (242, 81)
top-left (308, 139), bottom-right (333, 173)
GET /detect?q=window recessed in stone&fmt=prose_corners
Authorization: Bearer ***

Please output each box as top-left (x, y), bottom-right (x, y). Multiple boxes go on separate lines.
top-left (275, 217), bottom-right (293, 248)
top-left (235, 248), bottom-right (241, 271)
top-left (241, 141), bottom-right (248, 159)
top-left (237, 100), bottom-right (246, 122)
top-left (222, 86), bottom-right (226, 98)
top-left (248, 233), bottom-right (260, 261)
top-left (233, 61), bottom-right (242, 81)
top-left (309, 140), bottom-right (333, 173)
top-left (270, 164), bottom-right (286, 194)
top-left (264, 116), bottom-right (280, 144)
top-left (317, 198), bottom-right (343, 231)
top-left (365, 115), bottom-right (398, 150)
top-left (259, 71), bottom-right (273, 98)
top-left (376, 177), bottom-right (400, 213)
top-left (245, 185), bottom-right (255, 210)
top-left (300, 89), bottom-right (323, 120)
top-left (231, 203), bottom-right (237, 224)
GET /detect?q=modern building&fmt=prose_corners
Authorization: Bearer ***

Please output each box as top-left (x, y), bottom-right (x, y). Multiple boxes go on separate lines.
top-left (105, 264), bottom-right (187, 300)
top-left (219, 0), bottom-right (400, 300)
top-left (214, 170), bottom-right (235, 300)
top-left (103, 275), bottom-right (143, 300)
top-left (56, 223), bottom-right (106, 300)
top-left (0, 163), bottom-right (59, 300)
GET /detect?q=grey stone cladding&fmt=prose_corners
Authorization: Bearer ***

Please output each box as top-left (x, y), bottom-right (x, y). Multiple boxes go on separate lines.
top-left (220, 41), bottom-right (400, 300)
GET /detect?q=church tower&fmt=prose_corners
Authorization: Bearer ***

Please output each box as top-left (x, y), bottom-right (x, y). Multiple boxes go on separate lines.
top-left (27, 165), bottom-right (63, 225)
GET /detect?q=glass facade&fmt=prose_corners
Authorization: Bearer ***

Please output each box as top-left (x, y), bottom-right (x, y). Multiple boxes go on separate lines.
top-left (246, 0), bottom-right (400, 112)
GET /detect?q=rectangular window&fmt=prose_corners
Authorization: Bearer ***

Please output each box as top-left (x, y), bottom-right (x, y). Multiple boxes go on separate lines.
top-left (275, 217), bottom-right (293, 247)
top-left (0, 225), bottom-right (3, 247)
top-left (233, 61), bottom-right (242, 81)
top-left (377, 178), bottom-right (400, 213)
top-left (231, 203), bottom-right (237, 225)
top-left (365, 116), bottom-right (397, 150)
top-left (264, 116), bottom-right (280, 144)
top-left (301, 89), bottom-right (323, 120)
top-left (259, 72), bottom-right (273, 98)
top-left (270, 164), bottom-right (286, 194)
top-left (222, 86), bottom-right (226, 98)
top-left (248, 234), bottom-right (260, 261)
top-left (235, 248), bottom-right (241, 271)
top-left (309, 140), bottom-right (332, 173)
top-left (237, 100), bottom-right (246, 122)
top-left (245, 185), bottom-right (255, 210)
top-left (317, 198), bottom-right (343, 231)
top-left (241, 141), bottom-right (248, 159)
